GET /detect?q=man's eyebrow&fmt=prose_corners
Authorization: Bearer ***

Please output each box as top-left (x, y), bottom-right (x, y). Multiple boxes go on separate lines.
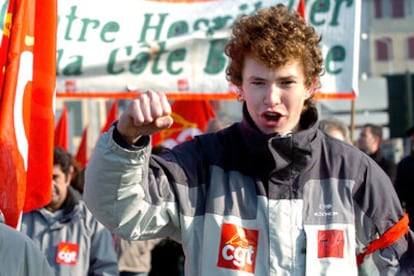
top-left (246, 75), bottom-right (266, 80)
top-left (276, 74), bottom-right (298, 80)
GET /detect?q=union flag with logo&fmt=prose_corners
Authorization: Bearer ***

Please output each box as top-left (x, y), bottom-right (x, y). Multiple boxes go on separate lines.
top-left (152, 100), bottom-right (216, 148)
top-left (0, 0), bottom-right (56, 228)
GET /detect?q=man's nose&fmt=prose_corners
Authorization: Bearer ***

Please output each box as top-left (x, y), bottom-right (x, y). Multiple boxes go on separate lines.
top-left (263, 85), bottom-right (281, 106)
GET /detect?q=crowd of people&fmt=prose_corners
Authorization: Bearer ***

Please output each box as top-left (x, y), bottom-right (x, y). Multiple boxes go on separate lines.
top-left (1, 3), bottom-right (414, 275)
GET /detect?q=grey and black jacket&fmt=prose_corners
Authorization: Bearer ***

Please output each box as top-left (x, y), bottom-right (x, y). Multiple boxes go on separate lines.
top-left (85, 106), bottom-right (414, 276)
top-left (0, 211), bottom-right (54, 276)
top-left (21, 187), bottom-right (119, 276)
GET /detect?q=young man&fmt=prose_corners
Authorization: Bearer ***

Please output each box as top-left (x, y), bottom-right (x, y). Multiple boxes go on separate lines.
top-left (21, 147), bottom-right (118, 275)
top-left (84, 4), bottom-right (414, 275)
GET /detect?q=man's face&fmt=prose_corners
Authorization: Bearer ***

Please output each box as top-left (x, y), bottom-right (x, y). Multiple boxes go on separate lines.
top-left (47, 165), bottom-right (70, 212)
top-left (357, 127), bottom-right (378, 154)
top-left (240, 57), bottom-right (313, 135)
top-left (326, 129), bottom-right (347, 142)
top-left (409, 134), bottom-right (414, 151)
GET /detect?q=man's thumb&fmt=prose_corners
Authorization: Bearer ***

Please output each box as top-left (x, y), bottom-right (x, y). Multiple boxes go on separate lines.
top-left (155, 115), bottom-right (174, 129)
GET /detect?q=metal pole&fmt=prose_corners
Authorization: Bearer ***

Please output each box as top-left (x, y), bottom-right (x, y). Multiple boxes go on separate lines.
top-left (406, 70), bottom-right (413, 128)
top-left (350, 99), bottom-right (356, 145)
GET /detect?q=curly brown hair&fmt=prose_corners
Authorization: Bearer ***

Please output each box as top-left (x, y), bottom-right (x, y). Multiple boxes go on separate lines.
top-left (225, 4), bottom-right (323, 91)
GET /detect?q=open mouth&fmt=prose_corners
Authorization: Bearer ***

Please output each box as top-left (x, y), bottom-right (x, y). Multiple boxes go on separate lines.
top-left (263, 112), bottom-right (281, 122)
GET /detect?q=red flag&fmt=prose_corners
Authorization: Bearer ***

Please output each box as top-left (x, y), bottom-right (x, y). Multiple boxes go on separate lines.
top-left (152, 100), bottom-right (216, 148)
top-left (297, 0), bottom-right (306, 20)
top-left (54, 105), bottom-right (68, 151)
top-left (75, 127), bottom-right (88, 168)
top-left (0, 0), bottom-right (14, 90)
top-left (100, 100), bottom-right (119, 133)
top-left (0, 0), bottom-right (56, 227)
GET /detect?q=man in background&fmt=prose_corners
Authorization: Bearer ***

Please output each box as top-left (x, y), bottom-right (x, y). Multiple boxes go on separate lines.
top-left (357, 123), bottom-right (396, 182)
top-left (21, 147), bottom-right (118, 275)
top-left (319, 117), bottom-right (350, 143)
top-left (395, 126), bottom-right (414, 229)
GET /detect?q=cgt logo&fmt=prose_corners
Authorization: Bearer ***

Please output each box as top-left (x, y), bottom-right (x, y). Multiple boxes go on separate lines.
top-left (56, 242), bottom-right (79, 265)
top-left (318, 229), bottom-right (345, 259)
top-left (217, 223), bottom-right (259, 273)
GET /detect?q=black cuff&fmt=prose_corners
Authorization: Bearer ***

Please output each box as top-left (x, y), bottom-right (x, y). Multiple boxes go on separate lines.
top-left (112, 122), bottom-right (150, 150)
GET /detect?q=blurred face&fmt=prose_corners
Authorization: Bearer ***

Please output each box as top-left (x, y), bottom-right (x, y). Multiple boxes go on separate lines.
top-left (240, 57), bottom-right (314, 135)
top-left (326, 129), bottom-right (346, 142)
top-left (357, 127), bottom-right (378, 154)
top-left (410, 134), bottom-right (414, 151)
top-left (47, 165), bottom-right (71, 212)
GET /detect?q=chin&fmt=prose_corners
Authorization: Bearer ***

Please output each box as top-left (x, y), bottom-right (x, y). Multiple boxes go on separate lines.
top-left (261, 128), bottom-right (280, 135)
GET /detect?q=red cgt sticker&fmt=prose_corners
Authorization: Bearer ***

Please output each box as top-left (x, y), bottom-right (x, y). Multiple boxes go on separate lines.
top-left (318, 229), bottom-right (345, 258)
top-left (56, 241), bottom-right (78, 265)
top-left (217, 223), bottom-right (259, 274)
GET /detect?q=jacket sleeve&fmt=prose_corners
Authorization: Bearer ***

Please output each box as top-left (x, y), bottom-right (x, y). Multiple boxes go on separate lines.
top-left (354, 156), bottom-right (414, 274)
top-left (84, 126), bottom-right (181, 241)
top-left (0, 222), bottom-right (54, 276)
top-left (88, 220), bottom-right (119, 276)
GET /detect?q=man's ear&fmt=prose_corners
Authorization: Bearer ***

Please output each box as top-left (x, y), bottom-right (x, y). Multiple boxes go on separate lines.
top-left (306, 76), bottom-right (320, 99)
top-left (237, 87), bottom-right (245, 102)
top-left (305, 85), bottom-right (315, 100)
top-left (66, 165), bottom-right (74, 185)
top-left (376, 136), bottom-right (382, 145)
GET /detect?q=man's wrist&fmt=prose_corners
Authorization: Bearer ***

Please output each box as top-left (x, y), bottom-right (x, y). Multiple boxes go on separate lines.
top-left (112, 122), bottom-right (150, 150)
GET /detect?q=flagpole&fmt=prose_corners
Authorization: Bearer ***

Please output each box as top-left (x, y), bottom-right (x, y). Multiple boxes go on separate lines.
top-left (350, 99), bottom-right (356, 145)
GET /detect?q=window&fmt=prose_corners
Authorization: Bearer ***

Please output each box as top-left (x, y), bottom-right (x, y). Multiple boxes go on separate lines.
top-left (408, 37), bottom-right (414, 59)
top-left (374, 0), bottom-right (383, 18)
top-left (376, 38), bottom-right (393, 61)
top-left (392, 0), bottom-right (404, 18)
top-left (406, 0), bottom-right (414, 17)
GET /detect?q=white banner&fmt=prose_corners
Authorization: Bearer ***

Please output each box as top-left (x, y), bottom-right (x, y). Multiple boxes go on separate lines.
top-left (1, 0), bottom-right (361, 96)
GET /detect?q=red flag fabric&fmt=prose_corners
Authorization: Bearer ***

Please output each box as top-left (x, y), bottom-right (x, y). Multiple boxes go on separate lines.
top-left (297, 0), bottom-right (306, 19)
top-left (100, 100), bottom-right (119, 134)
top-left (0, 0), bottom-right (56, 227)
top-left (0, 0), bottom-right (15, 90)
top-left (75, 127), bottom-right (88, 168)
top-left (152, 100), bottom-right (216, 148)
top-left (54, 105), bottom-right (68, 151)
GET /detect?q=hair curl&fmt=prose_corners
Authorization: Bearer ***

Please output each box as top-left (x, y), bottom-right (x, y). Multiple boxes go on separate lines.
top-left (225, 4), bottom-right (323, 99)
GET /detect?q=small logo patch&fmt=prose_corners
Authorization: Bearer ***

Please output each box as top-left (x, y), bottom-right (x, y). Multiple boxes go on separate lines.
top-left (318, 229), bottom-right (345, 258)
top-left (217, 223), bottom-right (259, 273)
top-left (56, 242), bottom-right (78, 265)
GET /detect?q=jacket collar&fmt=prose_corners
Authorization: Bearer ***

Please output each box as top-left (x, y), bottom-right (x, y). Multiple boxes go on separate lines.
top-left (239, 103), bottom-right (318, 176)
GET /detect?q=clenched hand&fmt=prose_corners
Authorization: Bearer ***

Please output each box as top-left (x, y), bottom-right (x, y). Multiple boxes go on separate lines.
top-left (117, 90), bottom-right (173, 144)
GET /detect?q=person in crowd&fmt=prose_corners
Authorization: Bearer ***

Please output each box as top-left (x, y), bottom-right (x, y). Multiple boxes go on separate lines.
top-left (116, 237), bottom-right (161, 276)
top-left (205, 118), bottom-right (230, 133)
top-left (395, 126), bottom-right (414, 229)
top-left (149, 237), bottom-right (185, 276)
top-left (84, 4), bottom-right (414, 275)
top-left (318, 117), bottom-right (350, 143)
top-left (357, 123), bottom-right (396, 182)
top-left (21, 147), bottom-right (118, 276)
top-left (69, 154), bottom-right (86, 196)
top-left (0, 210), bottom-right (54, 276)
